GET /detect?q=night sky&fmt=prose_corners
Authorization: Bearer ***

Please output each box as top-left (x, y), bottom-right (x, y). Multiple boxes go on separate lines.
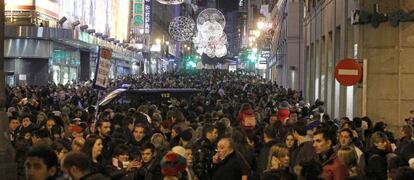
top-left (218, 0), bottom-right (241, 12)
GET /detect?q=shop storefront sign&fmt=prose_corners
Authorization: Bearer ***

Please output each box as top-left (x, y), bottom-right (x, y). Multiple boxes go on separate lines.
top-left (144, 0), bottom-right (152, 34)
top-left (134, 0), bottom-right (145, 29)
top-left (94, 47), bottom-right (112, 88)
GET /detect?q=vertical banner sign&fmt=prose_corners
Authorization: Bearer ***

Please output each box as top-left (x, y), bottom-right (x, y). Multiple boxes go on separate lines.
top-left (144, 0), bottom-right (152, 34)
top-left (133, 0), bottom-right (145, 29)
top-left (94, 47), bottom-right (112, 89)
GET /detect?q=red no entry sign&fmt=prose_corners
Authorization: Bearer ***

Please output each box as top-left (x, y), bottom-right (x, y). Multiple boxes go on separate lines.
top-left (335, 58), bottom-right (362, 86)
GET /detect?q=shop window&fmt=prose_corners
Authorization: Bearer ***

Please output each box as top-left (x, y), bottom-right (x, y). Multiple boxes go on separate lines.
top-left (62, 66), bottom-right (69, 84)
top-left (69, 67), bottom-right (78, 84)
top-left (52, 65), bottom-right (61, 84)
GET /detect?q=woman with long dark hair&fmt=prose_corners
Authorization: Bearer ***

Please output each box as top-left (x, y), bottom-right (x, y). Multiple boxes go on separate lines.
top-left (81, 134), bottom-right (105, 174)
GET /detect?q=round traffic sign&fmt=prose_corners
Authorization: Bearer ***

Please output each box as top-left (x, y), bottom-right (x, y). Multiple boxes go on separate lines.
top-left (335, 58), bottom-right (362, 86)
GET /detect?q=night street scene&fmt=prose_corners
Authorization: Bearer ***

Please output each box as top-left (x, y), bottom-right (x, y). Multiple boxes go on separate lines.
top-left (0, 0), bottom-right (414, 180)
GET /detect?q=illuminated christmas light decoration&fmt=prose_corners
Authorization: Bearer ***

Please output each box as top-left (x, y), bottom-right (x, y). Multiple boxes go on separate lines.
top-left (156, 0), bottom-right (185, 5)
top-left (197, 8), bottom-right (226, 29)
top-left (169, 16), bottom-right (196, 42)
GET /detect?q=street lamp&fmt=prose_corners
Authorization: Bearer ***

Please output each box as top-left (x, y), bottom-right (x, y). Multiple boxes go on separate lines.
top-left (253, 30), bottom-right (261, 37)
top-left (252, 47), bottom-right (258, 53)
top-left (165, 41), bottom-right (169, 45)
top-left (257, 21), bottom-right (265, 30)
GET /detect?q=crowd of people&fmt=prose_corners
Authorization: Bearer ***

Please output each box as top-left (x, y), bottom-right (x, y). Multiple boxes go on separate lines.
top-left (6, 69), bottom-right (414, 180)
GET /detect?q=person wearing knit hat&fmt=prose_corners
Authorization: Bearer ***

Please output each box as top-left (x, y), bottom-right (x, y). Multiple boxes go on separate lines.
top-left (278, 101), bottom-right (290, 124)
top-left (160, 151), bottom-right (187, 177)
top-left (172, 146), bottom-right (186, 158)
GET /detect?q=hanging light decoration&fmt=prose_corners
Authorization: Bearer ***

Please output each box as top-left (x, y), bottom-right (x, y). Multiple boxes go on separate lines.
top-left (156, 0), bottom-right (185, 5)
top-left (169, 16), bottom-right (195, 42)
top-left (194, 23), bottom-right (228, 58)
top-left (193, 8), bottom-right (228, 59)
top-left (197, 8), bottom-right (226, 29)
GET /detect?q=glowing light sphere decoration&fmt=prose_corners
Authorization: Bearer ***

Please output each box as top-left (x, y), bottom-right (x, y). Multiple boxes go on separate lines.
top-left (194, 25), bottom-right (228, 58)
top-left (156, 0), bottom-right (185, 5)
top-left (169, 16), bottom-right (196, 42)
top-left (194, 8), bottom-right (228, 59)
top-left (197, 8), bottom-right (226, 29)
top-left (199, 20), bottom-right (223, 38)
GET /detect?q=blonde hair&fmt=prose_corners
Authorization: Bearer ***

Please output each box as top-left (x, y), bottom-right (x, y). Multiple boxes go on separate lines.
top-left (151, 133), bottom-right (169, 149)
top-left (337, 146), bottom-right (358, 168)
top-left (163, 176), bottom-right (178, 180)
top-left (266, 145), bottom-right (289, 170)
top-left (370, 131), bottom-right (388, 147)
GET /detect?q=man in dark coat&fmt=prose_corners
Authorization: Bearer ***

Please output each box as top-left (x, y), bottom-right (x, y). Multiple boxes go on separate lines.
top-left (133, 143), bottom-right (163, 180)
top-left (211, 138), bottom-right (249, 180)
top-left (290, 121), bottom-right (318, 168)
top-left (61, 151), bottom-right (110, 180)
top-left (96, 119), bottom-right (113, 166)
top-left (255, 126), bottom-right (278, 176)
top-left (193, 124), bottom-right (218, 180)
top-left (396, 125), bottom-right (414, 164)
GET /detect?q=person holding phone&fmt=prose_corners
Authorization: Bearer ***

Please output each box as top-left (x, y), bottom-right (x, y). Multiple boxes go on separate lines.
top-left (106, 144), bottom-right (140, 179)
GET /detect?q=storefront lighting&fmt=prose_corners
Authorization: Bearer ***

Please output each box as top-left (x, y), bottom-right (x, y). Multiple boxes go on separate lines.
top-left (252, 47), bottom-right (258, 53)
top-left (86, 29), bottom-right (95, 34)
top-left (249, 36), bottom-right (255, 42)
top-left (156, 38), bottom-right (161, 44)
top-left (151, 44), bottom-right (161, 52)
top-left (139, 29), bottom-right (145, 34)
top-left (253, 30), bottom-right (261, 37)
top-left (58, 16), bottom-right (67, 26)
top-left (257, 21), bottom-right (265, 30)
top-left (135, 44), bottom-right (144, 49)
top-left (80, 25), bottom-right (88, 31)
top-left (71, 21), bottom-right (80, 28)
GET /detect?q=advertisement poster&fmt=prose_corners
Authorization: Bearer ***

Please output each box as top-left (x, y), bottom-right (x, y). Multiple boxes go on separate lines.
top-left (94, 47), bottom-right (112, 89)
top-left (58, 0), bottom-right (129, 41)
top-left (5, 0), bottom-right (35, 11)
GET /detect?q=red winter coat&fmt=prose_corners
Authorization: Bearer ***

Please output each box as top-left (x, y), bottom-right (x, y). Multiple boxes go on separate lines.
top-left (321, 154), bottom-right (348, 180)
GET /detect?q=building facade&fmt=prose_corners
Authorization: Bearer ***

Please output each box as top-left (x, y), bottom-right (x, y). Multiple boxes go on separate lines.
top-left (304, 0), bottom-right (414, 128)
top-left (266, 0), bottom-right (304, 90)
top-left (4, 0), bottom-right (139, 86)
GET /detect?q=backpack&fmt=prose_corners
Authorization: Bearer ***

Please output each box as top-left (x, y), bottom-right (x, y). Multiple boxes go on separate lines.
top-left (242, 114), bottom-right (256, 128)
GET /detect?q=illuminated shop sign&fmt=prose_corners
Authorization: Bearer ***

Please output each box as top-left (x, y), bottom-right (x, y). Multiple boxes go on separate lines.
top-left (133, 0), bottom-right (145, 29)
top-left (144, 0), bottom-right (152, 34)
top-left (5, 0), bottom-right (34, 11)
